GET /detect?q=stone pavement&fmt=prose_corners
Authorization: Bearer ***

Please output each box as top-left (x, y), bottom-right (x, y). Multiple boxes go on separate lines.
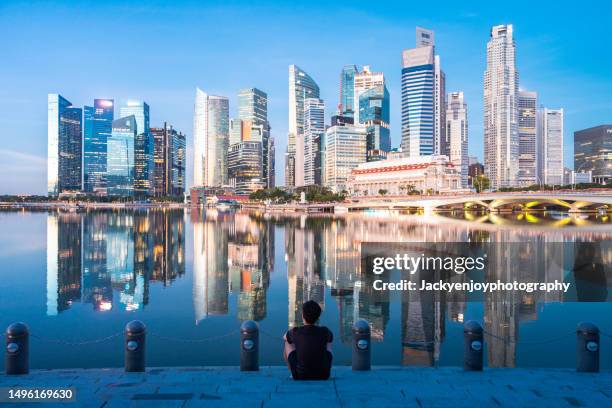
top-left (0, 366), bottom-right (610, 407)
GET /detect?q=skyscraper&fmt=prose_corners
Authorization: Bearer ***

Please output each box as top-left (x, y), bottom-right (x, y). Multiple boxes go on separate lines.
top-left (339, 65), bottom-right (358, 118)
top-left (84, 99), bottom-right (114, 194)
top-left (324, 124), bottom-right (367, 193)
top-left (446, 92), bottom-right (468, 187)
top-left (484, 24), bottom-right (519, 189)
top-left (353, 66), bottom-right (385, 125)
top-left (121, 101), bottom-right (152, 196)
top-left (193, 88), bottom-right (229, 187)
top-left (107, 115), bottom-right (137, 196)
top-left (401, 27), bottom-right (446, 158)
top-left (287, 65), bottom-right (320, 187)
top-left (518, 91), bottom-right (538, 186)
top-left (47, 94), bottom-right (82, 196)
top-left (538, 108), bottom-right (564, 185)
top-left (574, 125), bottom-right (612, 184)
top-left (151, 123), bottom-right (186, 197)
top-left (303, 98), bottom-right (325, 186)
top-left (358, 84), bottom-right (391, 161)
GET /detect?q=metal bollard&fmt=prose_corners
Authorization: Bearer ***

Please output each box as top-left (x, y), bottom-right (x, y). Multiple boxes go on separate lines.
top-left (576, 322), bottom-right (599, 373)
top-left (124, 320), bottom-right (146, 372)
top-left (240, 320), bottom-right (259, 371)
top-left (5, 322), bottom-right (29, 375)
top-left (352, 319), bottom-right (371, 371)
top-left (463, 320), bottom-right (483, 371)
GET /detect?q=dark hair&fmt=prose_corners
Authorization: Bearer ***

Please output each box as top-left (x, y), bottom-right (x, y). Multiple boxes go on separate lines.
top-left (302, 300), bottom-right (322, 324)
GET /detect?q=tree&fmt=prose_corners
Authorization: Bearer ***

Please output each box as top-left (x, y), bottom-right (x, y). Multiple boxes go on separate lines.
top-left (378, 189), bottom-right (388, 196)
top-left (473, 175), bottom-right (490, 193)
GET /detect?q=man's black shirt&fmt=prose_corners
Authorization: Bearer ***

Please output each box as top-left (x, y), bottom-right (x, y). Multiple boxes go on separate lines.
top-left (286, 325), bottom-right (333, 380)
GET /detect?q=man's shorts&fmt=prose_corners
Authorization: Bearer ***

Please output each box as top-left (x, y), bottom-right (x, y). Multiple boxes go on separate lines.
top-left (288, 351), bottom-right (333, 380)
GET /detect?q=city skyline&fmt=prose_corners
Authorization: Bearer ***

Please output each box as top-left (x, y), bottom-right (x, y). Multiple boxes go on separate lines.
top-left (2, 1), bottom-right (611, 194)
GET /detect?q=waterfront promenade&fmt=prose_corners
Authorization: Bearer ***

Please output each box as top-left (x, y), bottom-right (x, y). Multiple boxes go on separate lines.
top-left (1, 366), bottom-right (610, 407)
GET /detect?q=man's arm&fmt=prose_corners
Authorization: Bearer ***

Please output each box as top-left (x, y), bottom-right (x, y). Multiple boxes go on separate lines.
top-left (326, 328), bottom-right (333, 352)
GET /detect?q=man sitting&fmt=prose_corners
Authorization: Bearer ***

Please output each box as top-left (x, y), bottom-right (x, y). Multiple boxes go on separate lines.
top-left (283, 300), bottom-right (333, 380)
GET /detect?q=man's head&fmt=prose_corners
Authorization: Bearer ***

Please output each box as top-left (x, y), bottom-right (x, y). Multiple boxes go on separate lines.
top-left (302, 300), bottom-right (322, 325)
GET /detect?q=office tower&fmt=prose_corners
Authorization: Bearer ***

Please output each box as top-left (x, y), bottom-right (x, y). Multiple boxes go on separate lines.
top-left (84, 99), bottom-right (114, 193)
top-left (229, 118), bottom-right (242, 146)
top-left (353, 66), bottom-right (385, 125)
top-left (47, 94), bottom-right (82, 196)
top-left (446, 92), bottom-right (468, 187)
top-left (401, 27), bottom-right (446, 158)
top-left (324, 124), bottom-right (367, 192)
top-left (358, 84), bottom-right (391, 161)
top-left (303, 98), bottom-right (325, 186)
top-left (339, 65), bottom-right (359, 118)
top-left (518, 91), bottom-right (538, 186)
top-left (120, 101), bottom-right (152, 196)
top-left (228, 141), bottom-right (265, 194)
top-left (537, 108), bottom-right (564, 185)
top-left (484, 24), bottom-right (519, 189)
top-left (287, 65), bottom-right (320, 187)
top-left (193, 88), bottom-right (229, 187)
top-left (107, 115), bottom-right (137, 196)
top-left (574, 125), bottom-right (612, 184)
top-left (151, 123), bottom-right (186, 197)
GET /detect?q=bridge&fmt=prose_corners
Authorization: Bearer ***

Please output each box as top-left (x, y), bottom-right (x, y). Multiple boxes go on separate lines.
top-left (340, 191), bottom-right (612, 213)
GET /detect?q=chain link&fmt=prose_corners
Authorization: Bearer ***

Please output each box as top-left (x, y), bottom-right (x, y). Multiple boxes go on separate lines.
top-left (600, 331), bottom-right (612, 339)
top-left (149, 330), bottom-right (239, 343)
top-left (483, 330), bottom-right (575, 345)
top-left (30, 332), bottom-right (122, 346)
top-left (260, 329), bottom-right (284, 341)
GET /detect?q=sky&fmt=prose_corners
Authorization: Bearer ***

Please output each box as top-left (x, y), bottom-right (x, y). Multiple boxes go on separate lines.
top-left (1, 0), bottom-right (611, 194)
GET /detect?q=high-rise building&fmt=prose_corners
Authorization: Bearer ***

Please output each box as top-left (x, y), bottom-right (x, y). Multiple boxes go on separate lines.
top-left (518, 91), bottom-right (538, 186)
top-left (401, 27), bottom-right (446, 158)
top-left (84, 99), bottom-right (114, 193)
top-left (228, 141), bottom-right (265, 195)
top-left (446, 92), bottom-right (468, 187)
top-left (107, 115), bottom-right (137, 196)
top-left (151, 123), bottom-right (186, 197)
top-left (47, 94), bottom-right (82, 196)
top-left (324, 124), bottom-right (367, 192)
top-left (120, 101), bottom-right (152, 196)
top-left (537, 108), bottom-right (564, 185)
top-left (288, 65), bottom-right (320, 187)
top-left (353, 66), bottom-right (385, 125)
top-left (339, 65), bottom-right (359, 118)
top-left (303, 98), bottom-right (325, 186)
top-left (358, 84), bottom-right (391, 161)
top-left (484, 24), bottom-right (519, 189)
top-left (193, 88), bottom-right (229, 187)
top-left (574, 125), bottom-right (612, 184)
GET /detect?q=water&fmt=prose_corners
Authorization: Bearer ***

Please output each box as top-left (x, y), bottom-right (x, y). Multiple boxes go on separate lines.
top-left (0, 208), bottom-right (610, 369)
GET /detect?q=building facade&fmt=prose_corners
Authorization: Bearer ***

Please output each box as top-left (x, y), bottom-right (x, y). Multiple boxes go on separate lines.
top-left (538, 108), bottom-right (564, 185)
top-left (120, 101), bottom-right (152, 196)
top-left (324, 124), bottom-right (367, 192)
top-left (107, 115), bottom-right (137, 196)
top-left (303, 98), bottom-right (325, 186)
top-left (401, 27), bottom-right (446, 158)
top-left (358, 85), bottom-right (391, 162)
top-left (518, 91), bottom-right (538, 186)
top-left (193, 88), bottom-right (229, 187)
top-left (84, 99), bottom-right (114, 193)
top-left (574, 125), bottom-right (612, 184)
top-left (287, 65), bottom-right (320, 187)
top-left (228, 141), bottom-right (265, 195)
top-left (47, 94), bottom-right (82, 196)
top-left (353, 65), bottom-right (385, 125)
top-left (151, 123), bottom-right (186, 197)
top-left (446, 92), bottom-right (468, 187)
top-left (484, 24), bottom-right (519, 189)
top-left (339, 65), bottom-right (358, 118)
top-left (347, 155), bottom-right (463, 196)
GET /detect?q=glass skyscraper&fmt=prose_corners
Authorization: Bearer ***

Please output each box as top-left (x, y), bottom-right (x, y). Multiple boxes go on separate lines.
top-left (47, 94), bottom-right (83, 196)
top-left (120, 101), bottom-right (152, 196)
top-left (303, 98), bottom-right (325, 186)
top-left (574, 125), bottom-right (612, 184)
top-left (151, 123), bottom-right (186, 197)
top-left (339, 65), bottom-right (358, 118)
top-left (518, 91), bottom-right (538, 186)
top-left (107, 115), bottom-right (137, 196)
top-left (358, 85), bottom-right (391, 160)
top-left (84, 99), bottom-right (114, 193)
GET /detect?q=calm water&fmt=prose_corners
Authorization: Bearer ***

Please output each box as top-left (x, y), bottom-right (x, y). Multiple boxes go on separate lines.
top-left (0, 208), bottom-right (610, 369)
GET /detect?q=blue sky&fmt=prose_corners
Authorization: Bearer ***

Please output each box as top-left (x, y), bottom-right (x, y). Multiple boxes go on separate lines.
top-left (1, 0), bottom-right (611, 194)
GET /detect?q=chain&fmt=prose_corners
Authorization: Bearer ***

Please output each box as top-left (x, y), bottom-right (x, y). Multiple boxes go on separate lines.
top-left (260, 329), bottom-right (284, 341)
top-left (600, 331), bottom-right (612, 339)
top-left (483, 330), bottom-right (575, 345)
top-left (149, 330), bottom-right (239, 343)
top-left (30, 332), bottom-right (122, 346)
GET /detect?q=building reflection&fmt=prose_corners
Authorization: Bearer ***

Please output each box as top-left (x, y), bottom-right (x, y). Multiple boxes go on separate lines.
top-left (46, 209), bottom-right (185, 315)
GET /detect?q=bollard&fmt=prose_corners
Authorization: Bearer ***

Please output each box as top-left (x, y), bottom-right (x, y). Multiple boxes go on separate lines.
top-left (352, 319), bottom-right (371, 371)
top-left (5, 322), bottom-right (29, 375)
top-left (125, 320), bottom-right (146, 372)
top-left (463, 320), bottom-right (483, 371)
top-left (240, 320), bottom-right (259, 371)
top-left (576, 322), bottom-right (599, 373)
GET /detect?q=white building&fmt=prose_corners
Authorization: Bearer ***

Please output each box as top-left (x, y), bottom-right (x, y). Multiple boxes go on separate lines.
top-left (347, 155), bottom-right (463, 196)
top-left (193, 88), bottom-right (229, 187)
top-left (538, 108), bottom-right (564, 185)
top-left (324, 124), bottom-right (367, 193)
top-left (303, 98), bottom-right (325, 186)
top-left (484, 24), bottom-right (519, 189)
top-left (446, 92), bottom-right (468, 187)
top-left (353, 66), bottom-right (385, 124)
top-left (518, 91), bottom-right (538, 186)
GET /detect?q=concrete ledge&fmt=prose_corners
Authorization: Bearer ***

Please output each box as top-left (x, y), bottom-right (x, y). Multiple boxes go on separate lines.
top-left (1, 366), bottom-right (611, 407)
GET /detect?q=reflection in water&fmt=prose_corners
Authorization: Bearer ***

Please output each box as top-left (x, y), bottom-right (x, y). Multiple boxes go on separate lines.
top-left (44, 209), bottom-right (611, 367)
